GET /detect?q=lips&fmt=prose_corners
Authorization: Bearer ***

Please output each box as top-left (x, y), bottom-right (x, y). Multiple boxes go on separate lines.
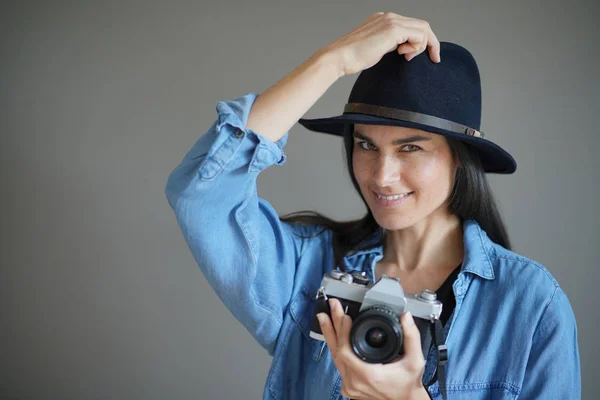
top-left (372, 190), bottom-right (413, 207)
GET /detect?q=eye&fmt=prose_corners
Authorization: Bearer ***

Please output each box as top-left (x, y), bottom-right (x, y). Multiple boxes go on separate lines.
top-left (356, 141), bottom-right (377, 151)
top-left (400, 144), bottom-right (421, 152)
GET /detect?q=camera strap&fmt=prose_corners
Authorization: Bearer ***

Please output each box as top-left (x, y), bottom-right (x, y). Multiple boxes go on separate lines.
top-left (425, 318), bottom-right (448, 399)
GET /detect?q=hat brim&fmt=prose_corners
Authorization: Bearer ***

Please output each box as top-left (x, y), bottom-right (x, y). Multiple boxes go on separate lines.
top-left (298, 113), bottom-right (516, 174)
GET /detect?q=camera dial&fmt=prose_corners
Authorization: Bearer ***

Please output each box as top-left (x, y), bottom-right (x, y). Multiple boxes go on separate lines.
top-left (351, 271), bottom-right (370, 286)
top-left (330, 270), bottom-right (345, 280)
top-left (419, 289), bottom-right (437, 302)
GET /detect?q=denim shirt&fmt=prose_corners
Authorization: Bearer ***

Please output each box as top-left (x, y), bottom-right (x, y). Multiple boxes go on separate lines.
top-left (165, 93), bottom-right (581, 400)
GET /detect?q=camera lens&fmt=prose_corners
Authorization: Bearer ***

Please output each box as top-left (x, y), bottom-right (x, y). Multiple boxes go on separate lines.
top-left (350, 305), bottom-right (403, 364)
top-left (365, 327), bottom-right (387, 348)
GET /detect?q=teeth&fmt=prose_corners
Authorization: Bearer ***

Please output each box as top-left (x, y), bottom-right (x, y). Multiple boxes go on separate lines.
top-left (376, 192), bottom-right (410, 200)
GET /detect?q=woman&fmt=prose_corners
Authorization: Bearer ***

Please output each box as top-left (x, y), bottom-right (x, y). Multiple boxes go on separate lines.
top-left (165, 12), bottom-right (580, 400)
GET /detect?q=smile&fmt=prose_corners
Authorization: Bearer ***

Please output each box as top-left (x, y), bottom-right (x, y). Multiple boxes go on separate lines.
top-left (372, 190), bottom-right (414, 207)
top-left (375, 192), bottom-right (412, 201)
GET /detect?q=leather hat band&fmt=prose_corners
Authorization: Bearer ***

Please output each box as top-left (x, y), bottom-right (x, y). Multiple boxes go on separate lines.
top-left (343, 103), bottom-right (485, 138)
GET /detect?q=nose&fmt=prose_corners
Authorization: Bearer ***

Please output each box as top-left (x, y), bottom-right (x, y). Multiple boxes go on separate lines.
top-left (372, 154), bottom-right (401, 188)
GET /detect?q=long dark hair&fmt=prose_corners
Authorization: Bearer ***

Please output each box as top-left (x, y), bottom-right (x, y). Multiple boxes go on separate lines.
top-left (280, 124), bottom-right (510, 268)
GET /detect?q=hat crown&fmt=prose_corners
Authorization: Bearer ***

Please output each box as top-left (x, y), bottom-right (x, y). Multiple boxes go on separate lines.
top-left (297, 41), bottom-right (517, 174)
top-left (347, 42), bottom-right (482, 130)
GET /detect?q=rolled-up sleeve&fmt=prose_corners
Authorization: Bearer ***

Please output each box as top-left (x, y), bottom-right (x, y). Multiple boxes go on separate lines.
top-left (519, 287), bottom-right (581, 399)
top-left (164, 93), bottom-right (306, 356)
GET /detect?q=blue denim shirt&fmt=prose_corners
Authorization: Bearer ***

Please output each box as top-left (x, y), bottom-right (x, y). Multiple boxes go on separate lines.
top-left (165, 93), bottom-right (581, 400)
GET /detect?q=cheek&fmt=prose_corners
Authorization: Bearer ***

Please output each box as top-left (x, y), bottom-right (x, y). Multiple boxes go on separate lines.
top-left (410, 157), bottom-right (454, 195)
top-left (352, 152), bottom-right (369, 186)
top-left (415, 158), bottom-right (442, 180)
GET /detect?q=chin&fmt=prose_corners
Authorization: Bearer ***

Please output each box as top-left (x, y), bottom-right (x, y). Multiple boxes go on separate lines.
top-left (372, 213), bottom-right (417, 231)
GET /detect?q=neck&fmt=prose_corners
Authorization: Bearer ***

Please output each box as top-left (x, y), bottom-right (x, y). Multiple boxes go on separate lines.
top-left (381, 213), bottom-right (464, 273)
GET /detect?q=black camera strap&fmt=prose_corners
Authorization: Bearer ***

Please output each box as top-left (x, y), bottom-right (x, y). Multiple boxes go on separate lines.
top-left (425, 318), bottom-right (448, 399)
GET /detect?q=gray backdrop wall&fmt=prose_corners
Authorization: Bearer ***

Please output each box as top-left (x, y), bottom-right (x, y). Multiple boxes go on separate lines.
top-left (2, 1), bottom-right (598, 399)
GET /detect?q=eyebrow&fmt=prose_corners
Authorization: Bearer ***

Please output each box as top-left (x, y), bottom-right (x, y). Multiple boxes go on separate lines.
top-left (353, 131), bottom-right (432, 145)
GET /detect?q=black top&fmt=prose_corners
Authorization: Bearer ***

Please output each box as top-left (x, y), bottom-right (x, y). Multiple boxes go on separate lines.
top-left (436, 264), bottom-right (462, 326)
top-left (423, 264), bottom-right (461, 393)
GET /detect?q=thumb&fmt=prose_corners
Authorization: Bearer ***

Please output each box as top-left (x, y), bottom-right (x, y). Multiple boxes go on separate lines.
top-left (400, 312), bottom-right (425, 366)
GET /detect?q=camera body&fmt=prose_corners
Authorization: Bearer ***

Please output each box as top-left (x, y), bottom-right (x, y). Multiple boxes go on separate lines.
top-left (309, 270), bottom-right (442, 363)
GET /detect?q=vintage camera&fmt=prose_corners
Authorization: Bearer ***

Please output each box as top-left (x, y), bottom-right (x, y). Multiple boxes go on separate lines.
top-left (310, 270), bottom-right (442, 363)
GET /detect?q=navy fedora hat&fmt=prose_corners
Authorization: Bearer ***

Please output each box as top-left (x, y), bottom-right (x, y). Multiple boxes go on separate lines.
top-left (298, 42), bottom-right (516, 174)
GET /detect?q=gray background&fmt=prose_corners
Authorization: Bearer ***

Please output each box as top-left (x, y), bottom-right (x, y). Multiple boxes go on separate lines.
top-left (1, 1), bottom-right (598, 399)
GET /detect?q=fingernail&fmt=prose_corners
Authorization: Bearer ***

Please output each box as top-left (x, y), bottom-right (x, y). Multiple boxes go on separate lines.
top-left (328, 298), bottom-right (335, 310)
top-left (405, 311), bottom-right (415, 325)
top-left (316, 313), bottom-right (325, 324)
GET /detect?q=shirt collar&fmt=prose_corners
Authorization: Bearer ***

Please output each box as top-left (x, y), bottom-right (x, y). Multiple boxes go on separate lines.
top-left (342, 219), bottom-right (496, 280)
top-left (460, 220), bottom-right (495, 280)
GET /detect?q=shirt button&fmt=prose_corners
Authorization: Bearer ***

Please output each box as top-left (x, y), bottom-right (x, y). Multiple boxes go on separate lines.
top-left (235, 129), bottom-right (244, 138)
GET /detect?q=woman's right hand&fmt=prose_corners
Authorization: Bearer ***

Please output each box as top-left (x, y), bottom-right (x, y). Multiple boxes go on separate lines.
top-left (319, 12), bottom-right (441, 78)
top-left (246, 12), bottom-right (439, 142)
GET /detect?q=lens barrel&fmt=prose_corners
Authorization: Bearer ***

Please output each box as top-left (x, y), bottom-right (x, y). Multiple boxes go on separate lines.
top-left (350, 305), bottom-right (403, 364)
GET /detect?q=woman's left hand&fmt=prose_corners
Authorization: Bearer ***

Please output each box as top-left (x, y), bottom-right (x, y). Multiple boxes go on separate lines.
top-left (317, 298), bottom-right (429, 400)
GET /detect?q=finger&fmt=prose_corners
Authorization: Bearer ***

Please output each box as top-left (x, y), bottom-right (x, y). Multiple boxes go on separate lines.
top-left (400, 312), bottom-right (426, 370)
top-left (330, 299), bottom-right (361, 365)
top-left (407, 30), bottom-right (429, 62)
top-left (338, 312), bottom-right (354, 352)
top-left (392, 27), bottom-right (427, 59)
top-left (398, 30), bottom-right (429, 61)
top-left (317, 312), bottom-right (338, 358)
top-left (393, 20), bottom-right (440, 62)
top-left (425, 25), bottom-right (441, 62)
top-left (329, 299), bottom-right (354, 351)
top-left (329, 299), bottom-right (346, 339)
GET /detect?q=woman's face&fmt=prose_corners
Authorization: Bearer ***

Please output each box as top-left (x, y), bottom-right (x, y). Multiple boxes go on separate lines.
top-left (352, 123), bottom-right (457, 231)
